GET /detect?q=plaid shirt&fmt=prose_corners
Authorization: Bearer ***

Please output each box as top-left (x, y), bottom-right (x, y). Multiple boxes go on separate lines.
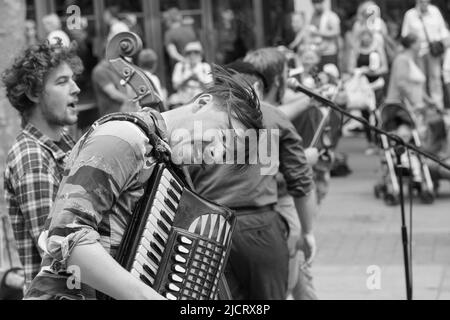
top-left (24, 110), bottom-right (167, 299)
top-left (4, 123), bottom-right (74, 288)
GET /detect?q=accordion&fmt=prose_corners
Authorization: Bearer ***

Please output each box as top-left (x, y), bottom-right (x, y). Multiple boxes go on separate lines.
top-left (115, 163), bottom-right (236, 300)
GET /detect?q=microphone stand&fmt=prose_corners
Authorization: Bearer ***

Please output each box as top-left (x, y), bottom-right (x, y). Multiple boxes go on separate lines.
top-left (290, 81), bottom-right (450, 300)
top-left (393, 144), bottom-right (413, 300)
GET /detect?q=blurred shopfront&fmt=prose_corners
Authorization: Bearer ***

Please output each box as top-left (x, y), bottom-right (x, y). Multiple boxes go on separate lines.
top-left (27, 0), bottom-right (294, 95)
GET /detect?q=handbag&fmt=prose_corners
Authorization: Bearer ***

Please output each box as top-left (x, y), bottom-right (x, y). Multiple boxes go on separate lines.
top-left (419, 14), bottom-right (445, 57)
top-left (429, 41), bottom-right (445, 57)
top-left (344, 73), bottom-right (376, 111)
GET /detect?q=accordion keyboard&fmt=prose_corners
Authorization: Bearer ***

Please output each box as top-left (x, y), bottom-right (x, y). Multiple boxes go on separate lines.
top-left (118, 164), bottom-right (235, 300)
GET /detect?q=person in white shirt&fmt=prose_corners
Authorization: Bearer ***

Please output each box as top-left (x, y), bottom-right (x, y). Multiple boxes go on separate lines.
top-left (169, 41), bottom-right (213, 108)
top-left (401, 0), bottom-right (449, 110)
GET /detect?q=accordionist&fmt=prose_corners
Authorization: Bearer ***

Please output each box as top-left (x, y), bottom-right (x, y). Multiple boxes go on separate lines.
top-left (24, 61), bottom-right (264, 300)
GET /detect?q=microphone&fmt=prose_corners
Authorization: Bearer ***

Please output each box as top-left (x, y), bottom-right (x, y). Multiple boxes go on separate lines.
top-left (286, 77), bottom-right (332, 106)
top-left (286, 77), bottom-right (304, 92)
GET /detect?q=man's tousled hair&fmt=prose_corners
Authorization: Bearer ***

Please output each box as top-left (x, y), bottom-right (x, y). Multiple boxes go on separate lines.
top-left (243, 48), bottom-right (287, 94)
top-left (1, 39), bottom-right (83, 122)
top-left (203, 64), bottom-right (263, 132)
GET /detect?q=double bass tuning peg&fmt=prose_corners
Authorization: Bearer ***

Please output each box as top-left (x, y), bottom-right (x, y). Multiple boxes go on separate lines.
top-left (106, 31), bottom-right (143, 60)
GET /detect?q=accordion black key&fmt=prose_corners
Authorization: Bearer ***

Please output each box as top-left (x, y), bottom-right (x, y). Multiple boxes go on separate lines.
top-left (115, 163), bottom-right (236, 300)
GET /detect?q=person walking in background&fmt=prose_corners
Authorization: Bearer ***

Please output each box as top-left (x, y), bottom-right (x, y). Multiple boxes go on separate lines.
top-left (401, 0), bottom-right (449, 110)
top-left (386, 33), bottom-right (437, 111)
top-left (1, 40), bottom-right (82, 289)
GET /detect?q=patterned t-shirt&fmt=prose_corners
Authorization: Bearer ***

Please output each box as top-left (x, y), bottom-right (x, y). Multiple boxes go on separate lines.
top-left (24, 109), bottom-right (168, 300)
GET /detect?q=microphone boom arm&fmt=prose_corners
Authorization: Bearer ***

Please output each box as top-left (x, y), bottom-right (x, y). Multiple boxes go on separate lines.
top-left (289, 80), bottom-right (450, 171)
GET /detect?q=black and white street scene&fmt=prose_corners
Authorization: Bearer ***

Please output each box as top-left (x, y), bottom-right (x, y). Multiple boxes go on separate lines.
top-left (1, 0), bottom-right (450, 302)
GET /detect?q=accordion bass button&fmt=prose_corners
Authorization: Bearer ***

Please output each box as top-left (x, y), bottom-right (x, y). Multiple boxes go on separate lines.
top-left (176, 245), bottom-right (189, 254)
top-left (174, 255), bottom-right (187, 264)
top-left (173, 265), bottom-right (186, 274)
top-left (167, 283), bottom-right (181, 292)
top-left (166, 293), bottom-right (178, 300)
top-left (179, 236), bottom-right (193, 245)
top-left (170, 273), bottom-right (184, 283)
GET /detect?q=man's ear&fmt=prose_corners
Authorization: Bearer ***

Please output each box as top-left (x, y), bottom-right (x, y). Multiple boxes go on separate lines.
top-left (25, 90), bottom-right (39, 104)
top-left (192, 94), bottom-right (213, 112)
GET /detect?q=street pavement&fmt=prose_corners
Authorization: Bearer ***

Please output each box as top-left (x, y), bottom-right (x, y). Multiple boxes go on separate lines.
top-left (313, 136), bottom-right (450, 300)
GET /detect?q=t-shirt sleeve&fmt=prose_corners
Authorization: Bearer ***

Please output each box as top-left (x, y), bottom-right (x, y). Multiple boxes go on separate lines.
top-left (43, 121), bottom-right (148, 270)
top-left (276, 109), bottom-right (315, 197)
top-left (92, 66), bottom-right (113, 90)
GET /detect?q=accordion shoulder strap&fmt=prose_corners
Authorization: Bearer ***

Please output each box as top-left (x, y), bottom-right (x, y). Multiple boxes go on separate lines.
top-left (78, 111), bottom-right (171, 162)
top-left (77, 111), bottom-right (192, 187)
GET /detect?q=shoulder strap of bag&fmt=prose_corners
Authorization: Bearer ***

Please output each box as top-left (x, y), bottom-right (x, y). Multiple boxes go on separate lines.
top-left (418, 13), bottom-right (432, 45)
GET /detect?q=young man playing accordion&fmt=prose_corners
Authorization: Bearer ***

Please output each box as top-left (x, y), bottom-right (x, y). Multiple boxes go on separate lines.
top-left (24, 64), bottom-right (264, 300)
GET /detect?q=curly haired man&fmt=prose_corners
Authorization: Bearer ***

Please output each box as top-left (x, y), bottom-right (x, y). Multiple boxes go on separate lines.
top-left (2, 40), bottom-right (83, 289)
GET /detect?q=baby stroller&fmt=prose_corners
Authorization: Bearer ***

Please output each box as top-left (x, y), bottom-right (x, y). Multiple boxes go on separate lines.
top-left (373, 103), bottom-right (435, 205)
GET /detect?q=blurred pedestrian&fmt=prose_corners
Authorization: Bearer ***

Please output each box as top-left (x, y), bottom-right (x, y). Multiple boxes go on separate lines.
top-left (92, 54), bottom-right (135, 116)
top-left (168, 41), bottom-right (212, 108)
top-left (401, 0), bottom-right (449, 110)
top-left (352, 2), bottom-right (387, 43)
top-left (288, 11), bottom-right (306, 53)
top-left (386, 33), bottom-right (437, 111)
top-left (348, 28), bottom-right (388, 104)
top-left (25, 20), bottom-right (38, 47)
top-left (215, 9), bottom-right (248, 64)
top-left (163, 8), bottom-right (197, 66)
top-left (306, 0), bottom-right (341, 70)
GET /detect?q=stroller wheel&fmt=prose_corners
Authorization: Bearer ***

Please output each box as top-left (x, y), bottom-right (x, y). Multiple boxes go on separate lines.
top-left (374, 185), bottom-right (385, 199)
top-left (420, 191), bottom-right (434, 204)
top-left (384, 193), bottom-right (399, 206)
